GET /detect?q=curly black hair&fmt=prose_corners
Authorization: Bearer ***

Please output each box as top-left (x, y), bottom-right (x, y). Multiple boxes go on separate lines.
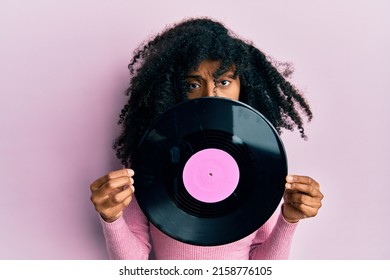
top-left (113, 17), bottom-right (313, 167)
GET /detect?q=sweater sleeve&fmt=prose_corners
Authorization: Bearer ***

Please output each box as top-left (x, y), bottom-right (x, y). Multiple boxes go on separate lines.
top-left (100, 197), bottom-right (152, 259)
top-left (249, 204), bottom-right (298, 260)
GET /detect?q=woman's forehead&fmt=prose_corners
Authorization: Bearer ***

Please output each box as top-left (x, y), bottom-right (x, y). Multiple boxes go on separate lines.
top-left (188, 60), bottom-right (236, 75)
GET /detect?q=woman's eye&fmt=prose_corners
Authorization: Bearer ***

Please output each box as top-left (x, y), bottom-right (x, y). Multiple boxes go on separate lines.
top-left (218, 80), bottom-right (231, 87)
top-left (188, 83), bottom-right (200, 90)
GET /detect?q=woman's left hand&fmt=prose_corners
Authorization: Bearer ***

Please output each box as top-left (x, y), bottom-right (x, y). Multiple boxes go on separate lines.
top-left (282, 175), bottom-right (324, 223)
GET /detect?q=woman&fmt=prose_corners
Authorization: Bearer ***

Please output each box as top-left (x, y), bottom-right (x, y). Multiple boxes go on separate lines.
top-left (90, 17), bottom-right (323, 259)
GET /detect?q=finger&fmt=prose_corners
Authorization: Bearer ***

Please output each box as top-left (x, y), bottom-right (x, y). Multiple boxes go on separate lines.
top-left (286, 175), bottom-right (320, 189)
top-left (90, 168), bottom-right (134, 192)
top-left (110, 186), bottom-right (135, 206)
top-left (94, 187), bottom-right (133, 217)
top-left (90, 169), bottom-right (134, 192)
top-left (97, 176), bottom-right (134, 197)
top-left (284, 190), bottom-right (323, 209)
top-left (285, 182), bottom-right (323, 198)
top-left (100, 193), bottom-right (133, 222)
top-left (285, 201), bottom-right (321, 219)
top-left (91, 176), bottom-right (134, 206)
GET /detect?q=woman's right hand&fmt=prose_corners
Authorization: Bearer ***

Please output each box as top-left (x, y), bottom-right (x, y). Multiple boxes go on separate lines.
top-left (90, 169), bottom-right (135, 223)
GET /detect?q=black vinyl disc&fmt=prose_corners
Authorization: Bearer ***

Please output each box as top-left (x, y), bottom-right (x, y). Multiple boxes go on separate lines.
top-left (132, 97), bottom-right (287, 246)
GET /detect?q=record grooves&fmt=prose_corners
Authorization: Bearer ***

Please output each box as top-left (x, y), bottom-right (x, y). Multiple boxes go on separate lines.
top-left (132, 97), bottom-right (287, 246)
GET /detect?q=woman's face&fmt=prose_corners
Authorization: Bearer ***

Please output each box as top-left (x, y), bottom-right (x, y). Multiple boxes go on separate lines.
top-left (186, 60), bottom-right (240, 101)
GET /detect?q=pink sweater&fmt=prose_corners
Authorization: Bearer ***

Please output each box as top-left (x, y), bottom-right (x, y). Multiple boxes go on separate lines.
top-left (100, 197), bottom-right (297, 260)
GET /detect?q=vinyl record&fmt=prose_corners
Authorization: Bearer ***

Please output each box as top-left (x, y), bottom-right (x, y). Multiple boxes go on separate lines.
top-left (132, 97), bottom-right (287, 246)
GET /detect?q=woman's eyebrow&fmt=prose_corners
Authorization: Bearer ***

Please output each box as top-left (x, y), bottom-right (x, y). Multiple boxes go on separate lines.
top-left (220, 71), bottom-right (237, 78)
top-left (185, 74), bottom-right (202, 79)
top-left (223, 71), bottom-right (235, 76)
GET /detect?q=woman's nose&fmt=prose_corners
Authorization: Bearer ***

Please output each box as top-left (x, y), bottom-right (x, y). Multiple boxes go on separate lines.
top-left (204, 82), bottom-right (216, 97)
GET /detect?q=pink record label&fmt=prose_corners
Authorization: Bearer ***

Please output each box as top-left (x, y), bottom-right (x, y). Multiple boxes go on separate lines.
top-left (182, 148), bottom-right (240, 203)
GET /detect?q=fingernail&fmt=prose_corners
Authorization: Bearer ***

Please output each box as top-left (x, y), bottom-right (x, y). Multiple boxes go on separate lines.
top-left (127, 169), bottom-right (134, 176)
top-left (286, 175), bottom-right (294, 182)
top-left (130, 185), bottom-right (135, 192)
top-left (285, 183), bottom-right (292, 189)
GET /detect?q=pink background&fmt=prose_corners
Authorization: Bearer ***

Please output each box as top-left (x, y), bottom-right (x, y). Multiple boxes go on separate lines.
top-left (1, 0), bottom-right (389, 259)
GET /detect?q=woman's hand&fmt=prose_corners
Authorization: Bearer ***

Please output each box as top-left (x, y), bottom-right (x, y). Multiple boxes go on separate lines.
top-left (90, 169), bottom-right (135, 223)
top-left (282, 175), bottom-right (323, 223)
